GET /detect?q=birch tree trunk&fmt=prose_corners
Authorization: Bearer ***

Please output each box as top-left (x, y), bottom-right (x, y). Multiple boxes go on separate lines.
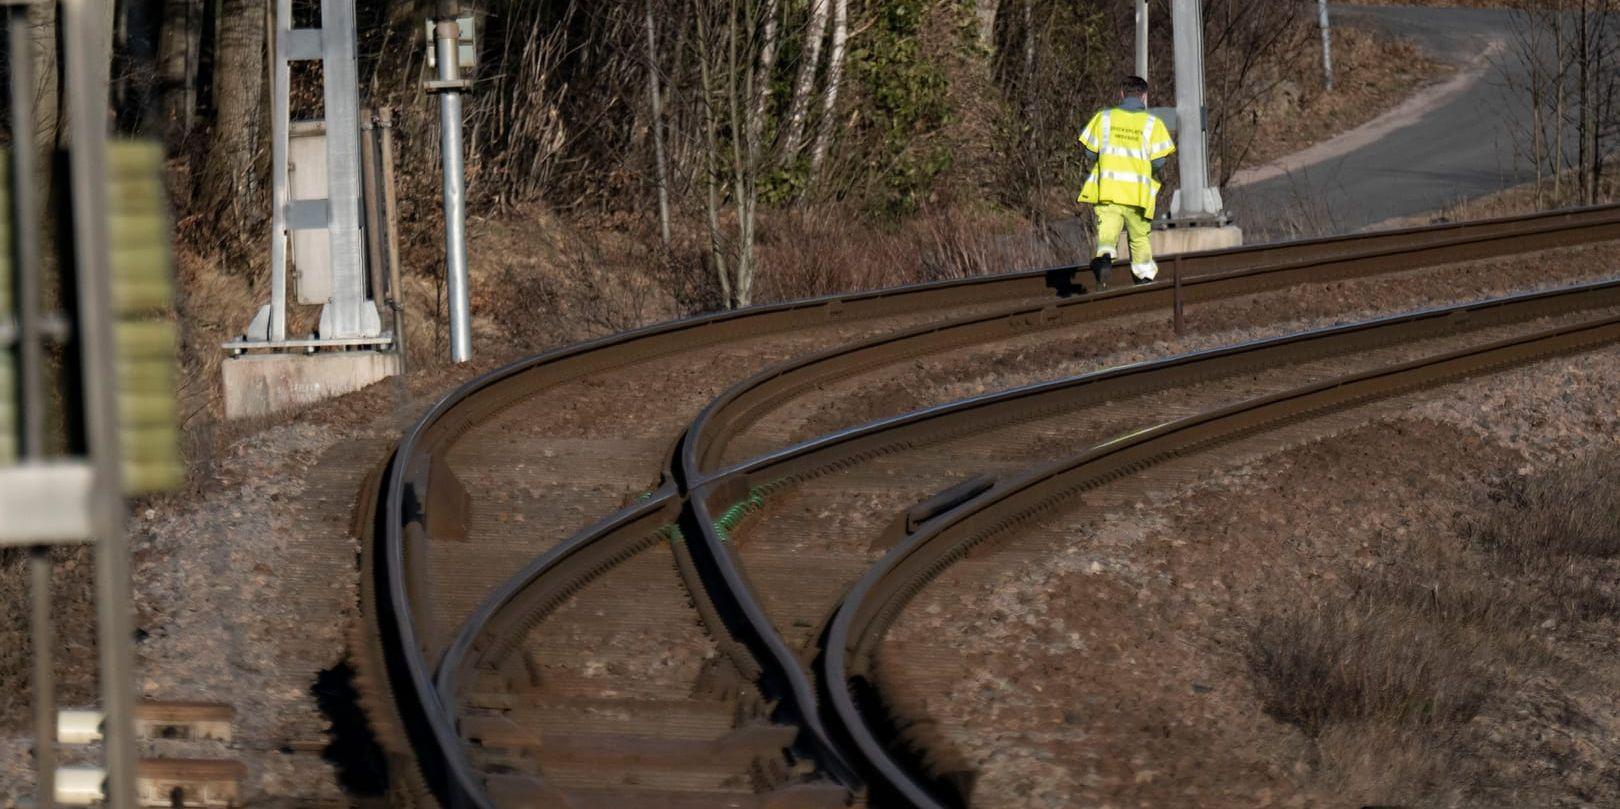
top-left (158, 0), bottom-right (203, 142)
top-left (809, 0), bottom-right (848, 178)
top-left (749, 0), bottom-right (779, 137)
top-left (645, 1), bottom-right (672, 246)
top-left (29, 0), bottom-right (59, 152)
top-left (974, 0), bottom-right (998, 53)
top-left (202, 0), bottom-right (267, 228)
top-left (783, 0), bottom-right (828, 155)
top-left (739, 0), bottom-right (776, 306)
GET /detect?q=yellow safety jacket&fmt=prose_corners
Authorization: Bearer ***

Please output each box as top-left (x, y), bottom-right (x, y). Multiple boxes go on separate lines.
top-left (1078, 107), bottom-right (1177, 219)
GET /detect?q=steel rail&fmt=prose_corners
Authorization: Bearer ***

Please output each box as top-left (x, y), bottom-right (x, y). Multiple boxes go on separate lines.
top-left (367, 204), bottom-right (1620, 805)
top-left (435, 276), bottom-right (1620, 805)
top-left (679, 204), bottom-right (1620, 473)
top-left (821, 305), bottom-right (1620, 809)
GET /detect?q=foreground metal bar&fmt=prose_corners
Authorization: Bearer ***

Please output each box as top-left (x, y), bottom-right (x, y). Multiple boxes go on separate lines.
top-left (30, 547), bottom-right (55, 808)
top-left (64, 0), bottom-right (136, 802)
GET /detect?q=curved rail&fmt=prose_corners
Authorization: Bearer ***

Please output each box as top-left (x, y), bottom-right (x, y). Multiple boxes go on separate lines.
top-left (366, 204), bottom-right (1620, 805)
top-left (821, 298), bottom-right (1620, 808)
top-left (436, 276), bottom-right (1620, 804)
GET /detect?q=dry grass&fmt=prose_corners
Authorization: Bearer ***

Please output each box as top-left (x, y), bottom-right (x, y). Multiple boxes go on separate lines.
top-left (1470, 455), bottom-right (1620, 622)
top-left (1248, 599), bottom-right (1492, 737)
top-left (754, 206), bottom-right (1068, 302)
top-left (1246, 453), bottom-right (1620, 802)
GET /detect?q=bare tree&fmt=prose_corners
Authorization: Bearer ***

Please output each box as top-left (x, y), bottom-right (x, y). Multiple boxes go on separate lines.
top-left (1502, 0), bottom-right (1618, 209)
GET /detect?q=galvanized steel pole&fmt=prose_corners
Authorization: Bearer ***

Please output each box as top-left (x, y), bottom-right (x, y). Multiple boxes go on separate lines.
top-left (435, 3), bottom-right (472, 364)
top-left (1171, 0), bottom-right (1213, 219)
top-left (1135, 0), bottom-right (1149, 79)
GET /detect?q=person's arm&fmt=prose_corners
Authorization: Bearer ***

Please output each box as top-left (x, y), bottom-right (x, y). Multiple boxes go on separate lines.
top-left (1078, 111), bottom-right (1103, 168)
top-left (1147, 116), bottom-right (1176, 178)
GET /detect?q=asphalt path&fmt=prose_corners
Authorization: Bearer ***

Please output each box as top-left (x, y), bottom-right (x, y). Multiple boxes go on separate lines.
top-left (1226, 5), bottom-right (1532, 241)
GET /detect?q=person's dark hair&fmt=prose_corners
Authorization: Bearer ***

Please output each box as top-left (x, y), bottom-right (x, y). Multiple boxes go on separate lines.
top-left (1122, 75), bottom-right (1150, 97)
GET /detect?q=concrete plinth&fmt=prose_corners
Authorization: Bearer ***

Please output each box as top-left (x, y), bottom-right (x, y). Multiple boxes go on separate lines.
top-left (1149, 224), bottom-right (1245, 257)
top-left (1112, 224), bottom-right (1245, 259)
top-left (222, 351), bottom-right (399, 420)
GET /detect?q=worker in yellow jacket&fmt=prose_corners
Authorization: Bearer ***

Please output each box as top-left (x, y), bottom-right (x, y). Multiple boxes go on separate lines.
top-left (1078, 75), bottom-right (1176, 290)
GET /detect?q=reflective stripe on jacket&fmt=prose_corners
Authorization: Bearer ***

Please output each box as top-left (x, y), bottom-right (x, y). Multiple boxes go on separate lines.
top-left (1078, 107), bottom-right (1176, 219)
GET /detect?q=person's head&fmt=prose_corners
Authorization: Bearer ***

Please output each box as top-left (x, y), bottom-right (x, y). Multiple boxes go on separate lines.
top-left (1120, 75), bottom-right (1149, 104)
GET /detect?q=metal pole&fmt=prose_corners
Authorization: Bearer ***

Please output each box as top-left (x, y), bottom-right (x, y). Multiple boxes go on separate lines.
top-left (269, 0), bottom-right (291, 342)
top-left (1318, 0), bottom-right (1334, 92)
top-left (1135, 0), bottom-right (1149, 79)
top-left (30, 547), bottom-right (55, 809)
top-left (10, 7), bottom-right (54, 803)
top-left (63, 0), bottom-right (136, 804)
top-left (9, 4), bottom-right (43, 459)
top-left (435, 11), bottom-right (472, 364)
top-left (378, 108), bottom-right (407, 374)
top-left (1171, 0), bottom-right (1215, 219)
top-left (359, 113), bottom-right (387, 314)
top-left (1172, 254), bottom-right (1184, 336)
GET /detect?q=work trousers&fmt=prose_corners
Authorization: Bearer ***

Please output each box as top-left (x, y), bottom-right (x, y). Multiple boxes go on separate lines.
top-left (1093, 203), bottom-right (1157, 281)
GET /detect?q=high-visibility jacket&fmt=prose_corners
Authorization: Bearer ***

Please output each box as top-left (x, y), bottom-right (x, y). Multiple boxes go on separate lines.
top-left (1078, 107), bottom-right (1177, 219)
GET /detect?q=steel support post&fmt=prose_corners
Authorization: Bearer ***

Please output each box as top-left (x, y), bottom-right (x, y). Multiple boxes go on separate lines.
top-left (268, 0), bottom-right (293, 342)
top-left (1170, 0), bottom-right (1221, 220)
top-left (435, 4), bottom-right (472, 364)
top-left (62, 0), bottom-right (136, 804)
top-left (377, 109), bottom-right (408, 374)
top-left (320, 0), bottom-right (377, 339)
top-left (1173, 254), bottom-right (1185, 336)
top-left (1135, 0), bottom-right (1149, 79)
top-left (30, 547), bottom-right (55, 808)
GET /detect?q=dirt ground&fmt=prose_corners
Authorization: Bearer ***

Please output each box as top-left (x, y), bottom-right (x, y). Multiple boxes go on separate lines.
top-left (884, 345), bottom-right (1620, 807)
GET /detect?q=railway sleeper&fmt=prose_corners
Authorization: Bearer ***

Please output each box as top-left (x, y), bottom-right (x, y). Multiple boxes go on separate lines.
top-left (484, 775), bottom-right (856, 808)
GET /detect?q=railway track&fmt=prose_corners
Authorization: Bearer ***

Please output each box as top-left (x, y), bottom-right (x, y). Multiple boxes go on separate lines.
top-left (354, 206), bottom-right (1620, 807)
top-left (822, 299), bottom-right (1620, 808)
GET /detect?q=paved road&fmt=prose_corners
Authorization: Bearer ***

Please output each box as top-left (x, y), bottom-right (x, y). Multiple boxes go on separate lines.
top-left (1227, 5), bottom-right (1532, 241)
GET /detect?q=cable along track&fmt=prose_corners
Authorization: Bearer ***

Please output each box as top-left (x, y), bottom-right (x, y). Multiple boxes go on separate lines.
top-left (822, 293), bottom-right (1620, 808)
top-left (360, 204), bottom-right (1620, 807)
top-left (435, 277), bottom-right (1620, 807)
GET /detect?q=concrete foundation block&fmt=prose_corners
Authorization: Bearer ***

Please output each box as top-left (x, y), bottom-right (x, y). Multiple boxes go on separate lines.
top-left (222, 351), bottom-right (399, 420)
top-left (1147, 224), bottom-right (1245, 257)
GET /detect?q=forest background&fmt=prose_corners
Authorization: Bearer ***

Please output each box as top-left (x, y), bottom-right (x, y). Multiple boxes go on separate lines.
top-left (33, 0), bottom-right (1442, 425)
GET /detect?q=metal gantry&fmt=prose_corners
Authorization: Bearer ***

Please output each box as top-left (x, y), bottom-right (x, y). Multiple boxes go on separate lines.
top-left (236, 0), bottom-right (386, 350)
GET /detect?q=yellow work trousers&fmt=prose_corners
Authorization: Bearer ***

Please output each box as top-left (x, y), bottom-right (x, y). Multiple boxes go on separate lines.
top-left (1093, 203), bottom-right (1157, 281)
